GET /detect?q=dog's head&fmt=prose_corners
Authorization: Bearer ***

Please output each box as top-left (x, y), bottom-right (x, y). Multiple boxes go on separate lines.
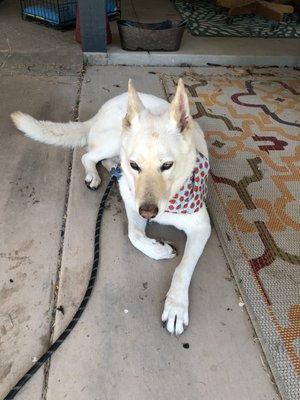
top-left (120, 78), bottom-right (197, 219)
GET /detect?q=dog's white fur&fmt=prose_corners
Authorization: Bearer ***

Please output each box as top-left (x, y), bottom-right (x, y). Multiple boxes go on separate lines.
top-left (11, 79), bottom-right (211, 335)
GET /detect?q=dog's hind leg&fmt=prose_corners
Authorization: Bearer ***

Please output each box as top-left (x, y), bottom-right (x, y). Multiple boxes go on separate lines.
top-left (81, 150), bottom-right (103, 190)
top-left (82, 142), bottom-right (120, 190)
top-left (82, 129), bottom-right (121, 190)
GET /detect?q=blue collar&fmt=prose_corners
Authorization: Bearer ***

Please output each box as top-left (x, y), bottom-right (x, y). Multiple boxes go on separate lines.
top-left (110, 165), bottom-right (122, 180)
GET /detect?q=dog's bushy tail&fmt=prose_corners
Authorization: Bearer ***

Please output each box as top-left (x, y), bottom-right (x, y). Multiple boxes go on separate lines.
top-left (11, 111), bottom-right (97, 148)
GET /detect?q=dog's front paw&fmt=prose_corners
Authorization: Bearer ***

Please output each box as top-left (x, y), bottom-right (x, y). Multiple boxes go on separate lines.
top-left (162, 293), bottom-right (189, 336)
top-left (85, 174), bottom-right (101, 190)
top-left (149, 240), bottom-right (177, 260)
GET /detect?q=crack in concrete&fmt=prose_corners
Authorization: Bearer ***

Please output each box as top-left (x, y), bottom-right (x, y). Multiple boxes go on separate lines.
top-left (0, 35), bottom-right (12, 69)
top-left (41, 62), bottom-right (87, 400)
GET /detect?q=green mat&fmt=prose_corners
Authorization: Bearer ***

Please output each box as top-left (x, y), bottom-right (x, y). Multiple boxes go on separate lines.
top-left (174, 0), bottom-right (300, 38)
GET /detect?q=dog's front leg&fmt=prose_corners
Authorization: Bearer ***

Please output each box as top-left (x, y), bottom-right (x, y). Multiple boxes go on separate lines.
top-left (125, 206), bottom-right (176, 261)
top-left (162, 212), bottom-right (211, 335)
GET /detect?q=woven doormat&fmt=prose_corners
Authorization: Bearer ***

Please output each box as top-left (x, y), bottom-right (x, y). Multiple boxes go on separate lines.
top-left (174, 0), bottom-right (300, 38)
top-left (163, 68), bottom-right (300, 400)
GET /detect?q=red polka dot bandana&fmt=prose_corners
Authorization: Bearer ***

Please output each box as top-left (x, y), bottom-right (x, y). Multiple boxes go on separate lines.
top-left (165, 153), bottom-right (209, 214)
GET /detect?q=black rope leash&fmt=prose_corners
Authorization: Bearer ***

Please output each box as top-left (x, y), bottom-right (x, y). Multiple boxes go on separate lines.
top-left (4, 177), bottom-right (116, 400)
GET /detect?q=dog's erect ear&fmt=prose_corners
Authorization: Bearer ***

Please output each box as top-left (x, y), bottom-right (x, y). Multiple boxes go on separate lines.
top-left (124, 79), bottom-right (145, 127)
top-left (170, 78), bottom-right (191, 133)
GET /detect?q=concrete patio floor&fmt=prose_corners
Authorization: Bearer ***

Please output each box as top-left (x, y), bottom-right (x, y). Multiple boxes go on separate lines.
top-left (0, 1), bottom-right (282, 398)
top-left (0, 0), bottom-right (82, 74)
top-left (0, 59), bottom-right (280, 399)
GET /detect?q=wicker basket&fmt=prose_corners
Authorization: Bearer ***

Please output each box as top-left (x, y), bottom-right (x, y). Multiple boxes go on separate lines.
top-left (117, 19), bottom-right (186, 51)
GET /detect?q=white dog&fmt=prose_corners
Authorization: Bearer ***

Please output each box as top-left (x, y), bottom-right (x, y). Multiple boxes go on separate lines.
top-left (11, 78), bottom-right (211, 335)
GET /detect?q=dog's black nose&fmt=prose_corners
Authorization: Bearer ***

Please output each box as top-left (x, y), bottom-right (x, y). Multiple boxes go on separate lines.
top-left (139, 203), bottom-right (159, 219)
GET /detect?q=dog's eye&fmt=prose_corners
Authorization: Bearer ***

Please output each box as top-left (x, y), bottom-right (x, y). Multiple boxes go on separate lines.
top-left (130, 161), bottom-right (141, 172)
top-left (161, 162), bottom-right (174, 172)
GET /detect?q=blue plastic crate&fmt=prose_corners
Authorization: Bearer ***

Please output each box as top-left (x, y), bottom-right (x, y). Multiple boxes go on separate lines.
top-left (21, 1), bottom-right (77, 27)
top-left (106, 0), bottom-right (120, 19)
top-left (21, 0), bottom-right (120, 27)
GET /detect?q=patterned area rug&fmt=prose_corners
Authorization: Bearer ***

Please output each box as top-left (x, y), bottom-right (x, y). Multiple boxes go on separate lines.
top-left (163, 68), bottom-right (300, 400)
top-left (174, 0), bottom-right (300, 38)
